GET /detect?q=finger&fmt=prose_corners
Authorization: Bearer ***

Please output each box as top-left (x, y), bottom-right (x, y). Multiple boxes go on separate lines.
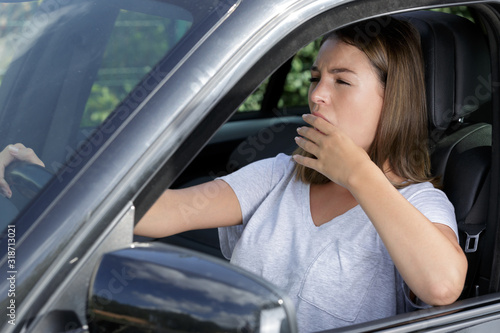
top-left (0, 147), bottom-right (15, 190)
top-left (10, 144), bottom-right (45, 167)
top-left (292, 154), bottom-right (319, 171)
top-left (302, 114), bottom-right (333, 135)
top-left (297, 126), bottom-right (323, 143)
top-left (0, 179), bottom-right (12, 198)
top-left (294, 136), bottom-right (320, 156)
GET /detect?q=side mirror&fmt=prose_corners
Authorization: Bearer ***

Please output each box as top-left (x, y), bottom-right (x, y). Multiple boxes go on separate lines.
top-left (88, 242), bottom-right (297, 332)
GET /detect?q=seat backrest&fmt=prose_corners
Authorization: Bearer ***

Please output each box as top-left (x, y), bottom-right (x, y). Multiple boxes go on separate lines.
top-left (399, 12), bottom-right (491, 134)
top-left (399, 11), bottom-right (493, 209)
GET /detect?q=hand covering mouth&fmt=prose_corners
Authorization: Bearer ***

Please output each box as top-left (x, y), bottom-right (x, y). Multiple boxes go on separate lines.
top-left (310, 111), bottom-right (330, 134)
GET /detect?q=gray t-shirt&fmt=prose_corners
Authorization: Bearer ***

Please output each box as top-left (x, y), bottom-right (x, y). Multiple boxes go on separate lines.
top-left (218, 153), bottom-right (458, 332)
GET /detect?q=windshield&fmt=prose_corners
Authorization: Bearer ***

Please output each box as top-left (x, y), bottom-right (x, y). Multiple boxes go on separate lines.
top-left (0, 0), bottom-right (237, 230)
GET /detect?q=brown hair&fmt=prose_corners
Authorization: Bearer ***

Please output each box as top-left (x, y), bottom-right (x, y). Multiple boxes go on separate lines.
top-left (293, 16), bottom-right (434, 188)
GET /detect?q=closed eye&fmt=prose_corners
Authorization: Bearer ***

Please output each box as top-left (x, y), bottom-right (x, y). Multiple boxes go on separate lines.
top-left (309, 77), bottom-right (320, 83)
top-left (336, 79), bottom-right (350, 85)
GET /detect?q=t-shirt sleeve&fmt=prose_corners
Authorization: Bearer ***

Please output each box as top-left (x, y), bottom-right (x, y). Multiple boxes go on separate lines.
top-left (217, 153), bottom-right (292, 259)
top-left (407, 187), bottom-right (459, 241)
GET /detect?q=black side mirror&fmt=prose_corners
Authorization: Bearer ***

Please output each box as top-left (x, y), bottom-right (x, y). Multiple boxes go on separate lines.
top-left (88, 243), bottom-right (297, 332)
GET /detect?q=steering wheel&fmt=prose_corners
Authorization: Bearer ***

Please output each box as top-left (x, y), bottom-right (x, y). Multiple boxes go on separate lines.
top-left (4, 161), bottom-right (53, 210)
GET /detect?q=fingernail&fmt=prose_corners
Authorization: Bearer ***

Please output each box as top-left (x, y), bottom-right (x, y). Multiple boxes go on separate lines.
top-left (8, 145), bottom-right (19, 155)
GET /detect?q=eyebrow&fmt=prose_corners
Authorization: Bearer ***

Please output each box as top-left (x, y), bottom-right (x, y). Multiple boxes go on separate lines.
top-left (310, 66), bottom-right (357, 75)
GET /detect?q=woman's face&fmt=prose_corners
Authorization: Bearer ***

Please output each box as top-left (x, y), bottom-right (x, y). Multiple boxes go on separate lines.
top-left (308, 37), bottom-right (384, 151)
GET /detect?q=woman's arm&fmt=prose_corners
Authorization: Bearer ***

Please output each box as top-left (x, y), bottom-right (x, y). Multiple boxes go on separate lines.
top-left (0, 143), bottom-right (243, 239)
top-left (346, 163), bottom-right (467, 305)
top-left (134, 179), bottom-right (243, 238)
top-left (294, 114), bottom-right (467, 305)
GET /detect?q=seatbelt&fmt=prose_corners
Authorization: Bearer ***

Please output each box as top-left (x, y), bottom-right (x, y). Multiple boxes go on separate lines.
top-left (458, 172), bottom-right (491, 298)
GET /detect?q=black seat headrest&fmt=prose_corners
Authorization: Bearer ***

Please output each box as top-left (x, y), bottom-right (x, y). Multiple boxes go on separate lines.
top-left (397, 11), bottom-right (491, 132)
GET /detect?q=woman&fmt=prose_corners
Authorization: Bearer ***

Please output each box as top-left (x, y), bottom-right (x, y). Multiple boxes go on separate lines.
top-left (139, 16), bottom-right (467, 330)
top-left (1, 17), bottom-right (467, 331)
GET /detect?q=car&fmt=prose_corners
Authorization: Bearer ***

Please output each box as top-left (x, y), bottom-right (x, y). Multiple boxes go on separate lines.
top-left (0, 0), bottom-right (499, 332)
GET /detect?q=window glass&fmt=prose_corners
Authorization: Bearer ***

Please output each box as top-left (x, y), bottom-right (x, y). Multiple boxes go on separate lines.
top-left (0, 1), bottom-right (196, 170)
top-left (237, 79), bottom-right (269, 112)
top-left (0, 2), bottom-right (39, 85)
top-left (0, 0), bottom-right (236, 228)
top-left (81, 10), bottom-right (192, 127)
top-left (237, 39), bottom-right (320, 113)
top-left (278, 39), bottom-right (320, 109)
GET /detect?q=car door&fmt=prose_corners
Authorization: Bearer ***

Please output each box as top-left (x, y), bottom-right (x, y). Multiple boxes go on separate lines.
top-left (134, 1), bottom-right (500, 331)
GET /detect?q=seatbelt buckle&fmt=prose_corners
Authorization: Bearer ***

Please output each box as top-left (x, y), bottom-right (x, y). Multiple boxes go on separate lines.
top-left (464, 232), bottom-right (482, 253)
top-left (461, 225), bottom-right (485, 253)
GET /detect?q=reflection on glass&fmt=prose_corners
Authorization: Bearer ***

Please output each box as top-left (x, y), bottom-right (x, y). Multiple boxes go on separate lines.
top-left (89, 246), bottom-right (291, 332)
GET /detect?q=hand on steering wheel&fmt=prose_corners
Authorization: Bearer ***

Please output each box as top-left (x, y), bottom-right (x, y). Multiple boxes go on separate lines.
top-left (0, 143), bottom-right (45, 198)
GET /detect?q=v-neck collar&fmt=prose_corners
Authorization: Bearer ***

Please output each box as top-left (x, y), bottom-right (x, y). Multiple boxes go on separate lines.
top-left (302, 182), bottom-right (362, 230)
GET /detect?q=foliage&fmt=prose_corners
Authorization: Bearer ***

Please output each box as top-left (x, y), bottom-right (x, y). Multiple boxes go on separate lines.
top-left (237, 79), bottom-right (269, 112)
top-left (432, 6), bottom-right (474, 22)
top-left (81, 10), bottom-right (190, 127)
top-left (279, 39), bottom-right (320, 109)
top-left (238, 39), bottom-right (319, 112)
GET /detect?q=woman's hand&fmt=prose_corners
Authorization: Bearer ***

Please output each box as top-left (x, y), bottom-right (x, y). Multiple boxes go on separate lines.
top-left (293, 114), bottom-right (373, 189)
top-left (0, 144), bottom-right (44, 198)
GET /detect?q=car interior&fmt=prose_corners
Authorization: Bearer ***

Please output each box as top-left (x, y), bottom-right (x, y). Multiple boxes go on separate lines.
top-left (149, 7), bottom-right (497, 303)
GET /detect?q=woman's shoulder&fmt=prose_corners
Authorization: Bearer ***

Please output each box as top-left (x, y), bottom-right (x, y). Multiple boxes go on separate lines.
top-left (246, 152), bottom-right (295, 175)
top-left (399, 181), bottom-right (441, 195)
top-left (220, 153), bottom-right (295, 189)
top-left (400, 181), bottom-right (458, 238)
top-left (274, 152), bottom-right (295, 167)
top-left (399, 181), bottom-right (453, 208)
top-left (399, 181), bottom-right (453, 205)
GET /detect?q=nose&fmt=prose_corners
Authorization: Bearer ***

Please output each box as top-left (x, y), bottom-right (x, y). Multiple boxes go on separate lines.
top-left (309, 80), bottom-right (329, 106)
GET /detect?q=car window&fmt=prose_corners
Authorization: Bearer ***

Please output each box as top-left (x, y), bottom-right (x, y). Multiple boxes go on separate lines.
top-left (277, 40), bottom-right (320, 110)
top-left (0, 2), bottom-right (39, 84)
top-left (0, 0), bottom-right (237, 229)
top-left (237, 40), bottom-right (320, 113)
top-left (81, 9), bottom-right (192, 128)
